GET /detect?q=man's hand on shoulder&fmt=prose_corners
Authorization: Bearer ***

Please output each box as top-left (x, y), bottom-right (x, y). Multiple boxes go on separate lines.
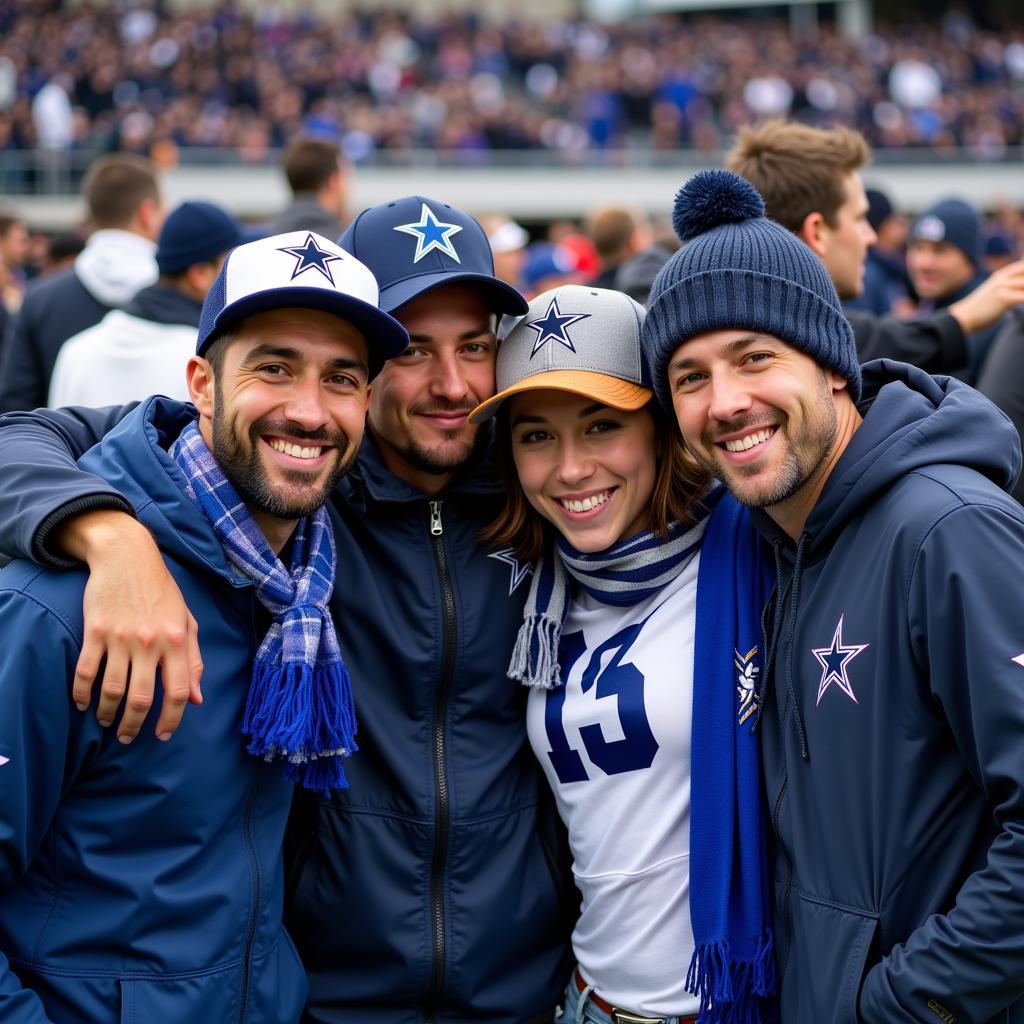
top-left (58, 510), bottom-right (204, 744)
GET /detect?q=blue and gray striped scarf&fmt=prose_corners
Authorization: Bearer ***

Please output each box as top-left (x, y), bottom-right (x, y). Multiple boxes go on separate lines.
top-left (170, 420), bottom-right (356, 795)
top-left (509, 486), bottom-right (776, 1024)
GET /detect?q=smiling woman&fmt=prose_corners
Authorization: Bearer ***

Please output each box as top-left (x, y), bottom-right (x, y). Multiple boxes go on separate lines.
top-left (470, 284), bottom-right (777, 1024)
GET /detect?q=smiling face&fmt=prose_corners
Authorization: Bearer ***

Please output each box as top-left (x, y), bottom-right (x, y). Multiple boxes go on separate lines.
top-left (507, 390), bottom-right (657, 553)
top-left (668, 329), bottom-right (856, 538)
top-left (188, 307), bottom-right (370, 552)
top-left (367, 283), bottom-right (497, 495)
top-left (906, 239), bottom-right (975, 301)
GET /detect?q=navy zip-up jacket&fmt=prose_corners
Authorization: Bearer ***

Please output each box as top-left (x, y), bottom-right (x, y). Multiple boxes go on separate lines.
top-left (751, 361), bottom-right (1024, 1024)
top-left (0, 397), bottom-right (307, 1023)
top-left (0, 405), bottom-right (575, 1023)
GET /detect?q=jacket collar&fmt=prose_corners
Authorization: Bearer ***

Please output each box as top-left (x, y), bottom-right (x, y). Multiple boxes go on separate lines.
top-left (122, 281), bottom-right (203, 327)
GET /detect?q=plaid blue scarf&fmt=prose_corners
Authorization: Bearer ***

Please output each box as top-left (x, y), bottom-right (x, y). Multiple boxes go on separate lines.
top-left (171, 420), bottom-right (356, 795)
top-left (509, 486), bottom-right (776, 1024)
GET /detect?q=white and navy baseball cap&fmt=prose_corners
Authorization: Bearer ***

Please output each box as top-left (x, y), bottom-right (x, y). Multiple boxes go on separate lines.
top-left (339, 196), bottom-right (528, 315)
top-left (469, 285), bottom-right (652, 423)
top-left (196, 230), bottom-right (409, 378)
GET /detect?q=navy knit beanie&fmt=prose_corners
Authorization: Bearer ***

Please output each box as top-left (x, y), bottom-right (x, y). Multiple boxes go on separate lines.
top-left (910, 198), bottom-right (982, 270)
top-left (642, 170), bottom-right (861, 411)
top-left (157, 201), bottom-right (246, 276)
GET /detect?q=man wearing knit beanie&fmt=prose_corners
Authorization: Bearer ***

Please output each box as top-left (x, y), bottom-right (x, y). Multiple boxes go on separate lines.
top-left (47, 200), bottom-right (247, 407)
top-left (645, 169), bottom-right (1024, 1024)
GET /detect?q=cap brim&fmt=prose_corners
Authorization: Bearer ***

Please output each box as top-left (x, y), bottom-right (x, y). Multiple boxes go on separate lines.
top-left (469, 370), bottom-right (652, 424)
top-left (208, 286), bottom-right (409, 378)
top-left (381, 271), bottom-right (528, 316)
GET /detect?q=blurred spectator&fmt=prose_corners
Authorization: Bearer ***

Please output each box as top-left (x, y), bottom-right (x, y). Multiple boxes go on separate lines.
top-left (265, 136), bottom-right (348, 239)
top-left (49, 200), bottom-right (245, 408)
top-left (522, 241), bottom-right (582, 297)
top-left (560, 233), bottom-right (601, 282)
top-left (977, 307), bottom-right (1024, 504)
top-left (0, 212), bottom-right (29, 314)
top-left (614, 242), bottom-right (674, 305)
top-left (479, 213), bottom-right (529, 290)
top-left (3, 4), bottom-right (1023, 163)
top-left (844, 187), bottom-right (912, 317)
top-left (584, 204), bottom-right (651, 289)
top-left (726, 120), bottom-right (1024, 377)
top-left (43, 233), bottom-right (86, 274)
top-left (906, 197), bottom-right (1000, 381)
top-left (983, 229), bottom-right (1018, 273)
top-left (0, 153), bottom-right (163, 412)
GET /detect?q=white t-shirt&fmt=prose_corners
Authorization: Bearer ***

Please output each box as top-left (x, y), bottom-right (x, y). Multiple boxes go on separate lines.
top-left (526, 553), bottom-right (701, 1018)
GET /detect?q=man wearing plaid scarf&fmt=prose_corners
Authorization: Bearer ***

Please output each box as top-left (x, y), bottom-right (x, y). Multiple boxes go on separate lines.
top-left (0, 231), bottom-right (407, 1023)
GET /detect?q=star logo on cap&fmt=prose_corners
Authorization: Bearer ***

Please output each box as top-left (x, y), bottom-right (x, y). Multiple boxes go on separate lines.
top-left (393, 203), bottom-right (464, 264)
top-left (812, 615), bottom-right (869, 706)
top-left (277, 233), bottom-right (344, 285)
top-left (525, 296), bottom-right (591, 357)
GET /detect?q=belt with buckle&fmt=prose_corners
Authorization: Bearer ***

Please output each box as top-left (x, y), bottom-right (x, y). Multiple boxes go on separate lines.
top-left (574, 967), bottom-right (697, 1024)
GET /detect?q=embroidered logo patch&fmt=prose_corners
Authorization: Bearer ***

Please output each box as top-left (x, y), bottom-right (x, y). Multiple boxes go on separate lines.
top-left (0, 756), bottom-right (9, 767)
top-left (812, 615), bottom-right (869, 706)
top-left (1012, 653), bottom-right (1024, 669)
top-left (488, 548), bottom-right (533, 596)
top-left (393, 203), bottom-right (464, 264)
top-left (276, 233), bottom-right (344, 284)
top-left (735, 646), bottom-right (761, 724)
top-left (525, 296), bottom-right (591, 357)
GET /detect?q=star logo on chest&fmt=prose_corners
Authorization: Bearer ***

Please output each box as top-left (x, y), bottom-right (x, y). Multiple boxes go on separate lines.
top-left (276, 233), bottom-right (344, 285)
top-left (811, 615), bottom-right (869, 706)
top-left (393, 203), bottom-right (464, 264)
top-left (525, 296), bottom-right (591, 357)
top-left (488, 548), bottom-right (533, 596)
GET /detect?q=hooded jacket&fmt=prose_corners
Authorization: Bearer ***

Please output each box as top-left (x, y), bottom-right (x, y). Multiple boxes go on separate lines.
top-left (0, 397), bottom-right (306, 1024)
top-left (0, 231), bottom-right (158, 413)
top-left (750, 360), bottom-right (1024, 1024)
top-left (0, 408), bottom-right (576, 1024)
top-left (47, 282), bottom-right (202, 408)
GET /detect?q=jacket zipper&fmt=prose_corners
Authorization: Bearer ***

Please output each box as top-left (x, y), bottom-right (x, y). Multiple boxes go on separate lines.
top-left (426, 499), bottom-right (456, 1024)
top-left (239, 604), bottom-right (263, 1024)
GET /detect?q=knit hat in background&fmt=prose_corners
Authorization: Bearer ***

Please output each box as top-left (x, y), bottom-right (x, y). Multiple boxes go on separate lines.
top-left (910, 197), bottom-right (983, 270)
top-left (642, 169), bottom-right (861, 411)
top-left (156, 201), bottom-right (248, 275)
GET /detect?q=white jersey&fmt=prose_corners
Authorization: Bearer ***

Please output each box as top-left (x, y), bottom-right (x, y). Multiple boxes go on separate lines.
top-left (526, 553), bottom-right (701, 1018)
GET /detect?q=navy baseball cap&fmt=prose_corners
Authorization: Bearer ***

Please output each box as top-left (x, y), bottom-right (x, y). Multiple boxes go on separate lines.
top-left (339, 196), bottom-right (528, 315)
top-left (196, 230), bottom-right (409, 378)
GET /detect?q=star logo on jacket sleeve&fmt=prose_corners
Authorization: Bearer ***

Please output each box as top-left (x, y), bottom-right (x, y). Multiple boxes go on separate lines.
top-left (488, 548), bottom-right (533, 596)
top-left (525, 297), bottom-right (591, 357)
top-left (393, 203), bottom-right (464, 264)
top-left (812, 615), bottom-right (869, 706)
top-left (277, 233), bottom-right (344, 284)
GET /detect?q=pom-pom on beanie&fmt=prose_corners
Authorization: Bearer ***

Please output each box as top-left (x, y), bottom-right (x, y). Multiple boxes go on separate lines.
top-left (642, 169), bottom-right (861, 411)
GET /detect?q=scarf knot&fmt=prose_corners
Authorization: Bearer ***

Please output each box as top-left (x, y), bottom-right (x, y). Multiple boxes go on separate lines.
top-left (170, 420), bottom-right (356, 795)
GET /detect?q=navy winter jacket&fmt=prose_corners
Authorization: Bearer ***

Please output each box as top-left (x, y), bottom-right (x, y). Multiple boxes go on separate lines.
top-left (0, 406), bottom-right (576, 1023)
top-left (752, 361), bottom-right (1024, 1024)
top-left (0, 397), bottom-right (307, 1023)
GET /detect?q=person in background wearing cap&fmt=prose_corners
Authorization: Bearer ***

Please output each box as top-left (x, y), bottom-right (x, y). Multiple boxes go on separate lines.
top-left (841, 187), bottom-right (912, 319)
top-left (46, 200), bottom-right (248, 408)
top-left (643, 168), bottom-right (1024, 1024)
top-left (470, 284), bottom-right (776, 1024)
top-left (480, 213), bottom-right (530, 291)
top-left (0, 230), bottom-right (408, 1023)
top-left (727, 121), bottom-right (1024, 380)
top-left (0, 198), bottom-right (575, 1023)
top-left (906, 196), bottom-right (1005, 382)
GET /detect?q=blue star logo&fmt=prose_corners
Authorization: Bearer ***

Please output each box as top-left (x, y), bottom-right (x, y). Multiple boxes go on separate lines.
top-left (393, 203), bottom-right (464, 264)
top-left (488, 548), bottom-right (533, 596)
top-left (277, 233), bottom-right (344, 285)
top-left (525, 297), bottom-right (591, 358)
top-left (812, 615), bottom-right (869, 706)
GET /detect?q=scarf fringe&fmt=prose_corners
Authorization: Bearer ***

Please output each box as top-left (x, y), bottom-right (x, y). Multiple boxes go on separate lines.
top-left (243, 657), bottom-right (359, 796)
top-left (508, 613), bottom-right (562, 689)
top-left (686, 932), bottom-right (776, 1024)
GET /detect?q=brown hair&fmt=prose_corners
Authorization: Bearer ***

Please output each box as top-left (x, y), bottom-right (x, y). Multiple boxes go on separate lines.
top-left (81, 154), bottom-right (160, 229)
top-left (480, 403), bottom-right (711, 563)
top-left (585, 206), bottom-right (642, 260)
top-left (725, 120), bottom-right (869, 232)
top-left (282, 137), bottom-right (343, 195)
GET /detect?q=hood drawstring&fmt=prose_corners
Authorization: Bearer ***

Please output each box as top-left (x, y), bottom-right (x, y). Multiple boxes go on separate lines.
top-left (785, 533), bottom-right (810, 761)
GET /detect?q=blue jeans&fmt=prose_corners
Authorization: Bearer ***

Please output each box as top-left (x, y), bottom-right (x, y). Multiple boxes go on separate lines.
top-left (553, 975), bottom-right (687, 1024)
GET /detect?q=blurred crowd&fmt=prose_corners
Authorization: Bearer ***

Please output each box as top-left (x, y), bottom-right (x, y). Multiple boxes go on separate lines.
top-left (1, 1), bottom-right (1024, 163)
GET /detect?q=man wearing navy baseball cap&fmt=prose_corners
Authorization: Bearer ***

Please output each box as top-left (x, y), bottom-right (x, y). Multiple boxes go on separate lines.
top-left (0, 231), bottom-right (407, 1022)
top-left (0, 201), bottom-right (574, 1023)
